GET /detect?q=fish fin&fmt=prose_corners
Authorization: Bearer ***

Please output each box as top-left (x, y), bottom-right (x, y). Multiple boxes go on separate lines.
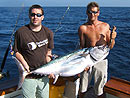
top-left (17, 71), bottom-right (28, 90)
top-left (53, 75), bottom-right (59, 84)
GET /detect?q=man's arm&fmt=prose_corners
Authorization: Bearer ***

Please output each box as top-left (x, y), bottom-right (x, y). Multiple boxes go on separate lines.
top-left (78, 25), bottom-right (90, 71)
top-left (106, 26), bottom-right (117, 49)
top-left (78, 26), bottom-right (85, 49)
top-left (46, 49), bottom-right (56, 79)
top-left (46, 49), bottom-right (52, 63)
top-left (15, 52), bottom-right (30, 72)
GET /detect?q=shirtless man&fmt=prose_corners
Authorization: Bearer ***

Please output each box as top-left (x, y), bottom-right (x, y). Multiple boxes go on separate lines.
top-left (78, 2), bottom-right (117, 98)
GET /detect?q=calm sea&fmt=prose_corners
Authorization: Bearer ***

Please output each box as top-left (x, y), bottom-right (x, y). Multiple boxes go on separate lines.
top-left (0, 7), bottom-right (130, 82)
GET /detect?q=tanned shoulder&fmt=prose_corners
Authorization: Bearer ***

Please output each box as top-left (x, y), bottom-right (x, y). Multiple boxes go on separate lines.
top-left (78, 23), bottom-right (88, 34)
top-left (101, 22), bottom-right (110, 30)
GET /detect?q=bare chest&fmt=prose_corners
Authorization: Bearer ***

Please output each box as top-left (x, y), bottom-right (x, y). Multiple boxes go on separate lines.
top-left (84, 28), bottom-right (107, 47)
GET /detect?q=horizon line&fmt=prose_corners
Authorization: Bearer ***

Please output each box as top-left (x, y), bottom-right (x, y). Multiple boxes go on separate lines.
top-left (0, 5), bottom-right (130, 7)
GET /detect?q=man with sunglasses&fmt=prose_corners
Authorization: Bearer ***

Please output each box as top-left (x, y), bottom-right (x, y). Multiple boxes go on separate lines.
top-left (78, 2), bottom-right (117, 98)
top-left (14, 4), bottom-right (54, 98)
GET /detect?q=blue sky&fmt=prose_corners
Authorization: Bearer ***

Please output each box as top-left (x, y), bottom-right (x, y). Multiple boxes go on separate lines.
top-left (0, 0), bottom-right (130, 7)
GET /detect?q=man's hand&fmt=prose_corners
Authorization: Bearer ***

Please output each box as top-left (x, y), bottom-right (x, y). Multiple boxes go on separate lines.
top-left (46, 49), bottom-right (52, 63)
top-left (109, 26), bottom-right (117, 49)
top-left (84, 67), bottom-right (90, 72)
top-left (24, 65), bottom-right (30, 73)
top-left (111, 26), bottom-right (117, 39)
top-left (46, 55), bottom-right (52, 63)
top-left (48, 73), bottom-right (55, 79)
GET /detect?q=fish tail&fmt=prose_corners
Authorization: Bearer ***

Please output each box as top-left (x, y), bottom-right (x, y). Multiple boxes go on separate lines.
top-left (12, 56), bottom-right (28, 90)
top-left (17, 71), bottom-right (28, 90)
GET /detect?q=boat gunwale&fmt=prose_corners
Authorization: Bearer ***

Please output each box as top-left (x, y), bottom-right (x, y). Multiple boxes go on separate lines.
top-left (104, 77), bottom-right (130, 98)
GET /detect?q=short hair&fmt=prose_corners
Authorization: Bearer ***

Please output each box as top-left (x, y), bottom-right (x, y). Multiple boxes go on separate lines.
top-left (87, 2), bottom-right (100, 12)
top-left (29, 4), bottom-right (44, 15)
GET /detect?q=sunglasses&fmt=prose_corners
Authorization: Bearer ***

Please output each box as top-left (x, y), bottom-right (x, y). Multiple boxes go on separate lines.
top-left (88, 11), bottom-right (98, 14)
top-left (30, 13), bottom-right (43, 17)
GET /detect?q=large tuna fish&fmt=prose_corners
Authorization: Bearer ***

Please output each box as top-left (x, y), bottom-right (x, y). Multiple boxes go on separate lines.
top-left (13, 45), bottom-right (110, 90)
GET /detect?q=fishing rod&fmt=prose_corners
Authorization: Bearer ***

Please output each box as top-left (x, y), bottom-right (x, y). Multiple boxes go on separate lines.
top-left (0, 4), bottom-right (24, 77)
top-left (51, 6), bottom-right (70, 59)
top-left (54, 5), bottom-right (70, 33)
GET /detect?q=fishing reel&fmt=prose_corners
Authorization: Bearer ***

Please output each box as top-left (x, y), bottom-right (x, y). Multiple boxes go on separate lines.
top-left (51, 54), bottom-right (59, 60)
top-left (0, 71), bottom-right (10, 80)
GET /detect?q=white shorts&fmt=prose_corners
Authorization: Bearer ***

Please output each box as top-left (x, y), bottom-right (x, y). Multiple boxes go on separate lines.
top-left (80, 59), bottom-right (108, 96)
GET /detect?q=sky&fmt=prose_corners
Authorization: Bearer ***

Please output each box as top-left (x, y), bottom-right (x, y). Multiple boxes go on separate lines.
top-left (0, 0), bottom-right (130, 7)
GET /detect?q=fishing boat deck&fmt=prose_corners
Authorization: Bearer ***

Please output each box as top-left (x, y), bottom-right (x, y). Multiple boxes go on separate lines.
top-left (81, 77), bottom-right (130, 98)
top-left (0, 77), bottom-right (130, 98)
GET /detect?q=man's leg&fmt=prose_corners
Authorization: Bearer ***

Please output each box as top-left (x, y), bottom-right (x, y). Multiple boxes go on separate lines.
top-left (93, 59), bottom-right (108, 98)
top-left (63, 77), bottom-right (80, 98)
top-left (97, 92), bottom-right (106, 98)
top-left (36, 76), bottom-right (49, 98)
top-left (63, 81), bottom-right (76, 98)
top-left (79, 68), bottom-right (93, 98)
top-left (22, 78), bottom-right (37, 98)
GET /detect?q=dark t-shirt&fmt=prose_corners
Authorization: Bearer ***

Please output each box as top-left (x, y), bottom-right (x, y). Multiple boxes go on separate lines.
top-left (14, 25), bottom-right (54, 71)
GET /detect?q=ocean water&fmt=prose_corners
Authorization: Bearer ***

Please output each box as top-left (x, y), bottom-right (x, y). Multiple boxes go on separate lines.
top-left (0, 7), bottom-right (130, 82)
